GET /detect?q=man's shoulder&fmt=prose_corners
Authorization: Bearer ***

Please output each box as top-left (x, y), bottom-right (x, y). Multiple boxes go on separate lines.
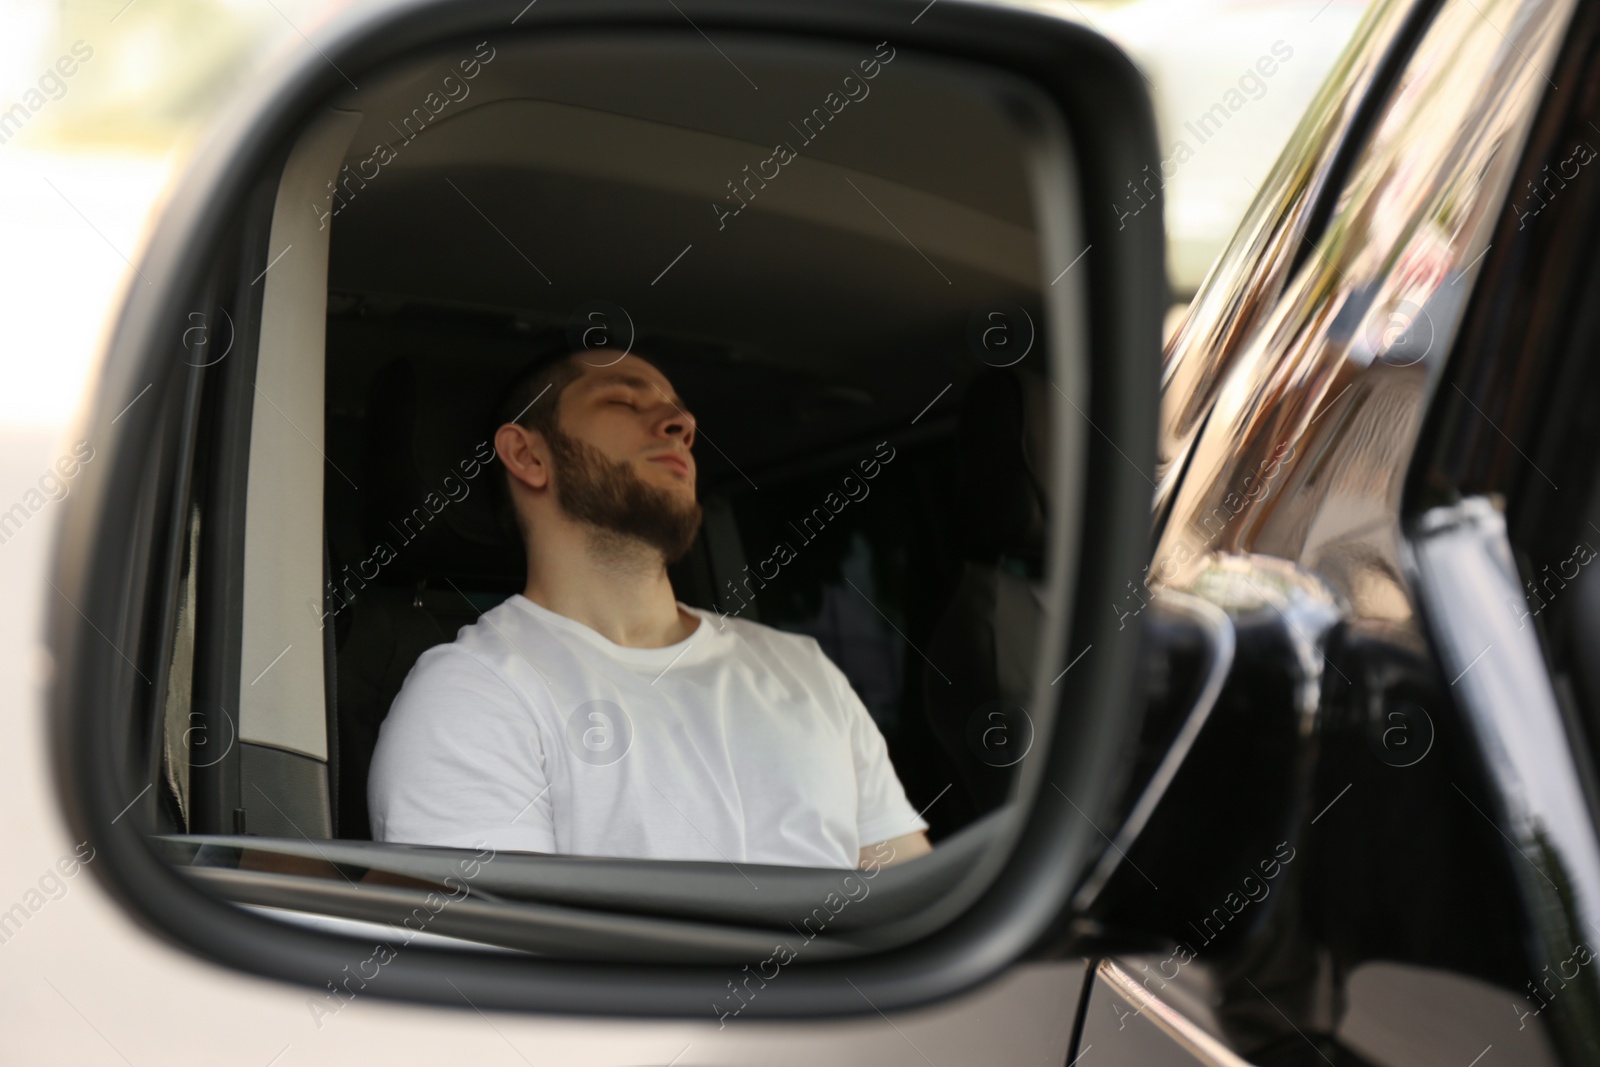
top-left (704, 610), bottom-right (828, 661)
top-left (409, 597), bottom-right (540, 680)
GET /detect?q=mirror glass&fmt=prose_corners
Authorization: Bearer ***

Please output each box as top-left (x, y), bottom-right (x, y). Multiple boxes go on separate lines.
top-left (152, 29), bottom-right (1086, 958)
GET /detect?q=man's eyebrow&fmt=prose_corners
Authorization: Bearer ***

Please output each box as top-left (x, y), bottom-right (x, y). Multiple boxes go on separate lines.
top-left (586, 373), bottom-right (652, 391)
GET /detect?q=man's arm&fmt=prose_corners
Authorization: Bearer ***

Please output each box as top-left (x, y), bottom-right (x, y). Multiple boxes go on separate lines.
top-left (820, 650), bottom-right (931, 869)
top-left (369, 646), bottom-right (557, 852)
top-left (859, 830), bottom-right (933, 869)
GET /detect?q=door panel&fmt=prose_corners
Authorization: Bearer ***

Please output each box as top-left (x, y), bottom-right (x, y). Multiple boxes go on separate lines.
top-left (1078, 959), bottom-right (1252, 1066)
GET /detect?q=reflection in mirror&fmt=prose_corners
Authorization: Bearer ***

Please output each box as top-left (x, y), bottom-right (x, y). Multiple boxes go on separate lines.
top-left (154, 30), bottom-right (1086, 960)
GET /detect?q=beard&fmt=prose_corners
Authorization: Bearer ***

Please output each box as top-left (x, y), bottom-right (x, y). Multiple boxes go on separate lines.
top-left (545, 425), bottom-right (703, 564)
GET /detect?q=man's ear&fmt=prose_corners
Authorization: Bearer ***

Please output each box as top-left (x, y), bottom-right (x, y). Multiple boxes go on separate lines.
top-left (495, 422), bottom-right (552, 492)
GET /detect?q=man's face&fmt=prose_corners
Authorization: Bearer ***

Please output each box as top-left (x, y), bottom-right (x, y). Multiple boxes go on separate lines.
top-left (544, 353), bottom-right (703, 561)
top-left (556, 354), bottom-right (698, 499)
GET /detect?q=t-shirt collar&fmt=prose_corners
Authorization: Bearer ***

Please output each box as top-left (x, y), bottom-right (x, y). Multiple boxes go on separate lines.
top-left (509, 594), bottom-right (710, 668)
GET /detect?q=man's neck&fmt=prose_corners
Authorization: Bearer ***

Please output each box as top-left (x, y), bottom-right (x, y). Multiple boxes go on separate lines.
top-left (522, 522), bottom-right (697, 648)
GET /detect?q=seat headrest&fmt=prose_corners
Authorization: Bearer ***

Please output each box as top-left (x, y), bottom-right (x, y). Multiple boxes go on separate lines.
top-left (953, 368), bottom-right (1052, 566)
top-left (359, 356), bottom-right (523, 583)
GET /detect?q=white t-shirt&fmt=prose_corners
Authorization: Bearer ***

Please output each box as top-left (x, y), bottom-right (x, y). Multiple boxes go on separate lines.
top-left (367, 594), bottom-right (927, 869)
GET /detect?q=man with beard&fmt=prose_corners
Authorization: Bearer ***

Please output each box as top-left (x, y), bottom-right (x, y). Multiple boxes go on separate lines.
top-left (367, 349), bottom-right (932, 870)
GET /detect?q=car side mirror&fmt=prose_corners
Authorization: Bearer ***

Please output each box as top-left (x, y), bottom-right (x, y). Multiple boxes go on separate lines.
top-left (47, 0), bottom-right (1166, 1018)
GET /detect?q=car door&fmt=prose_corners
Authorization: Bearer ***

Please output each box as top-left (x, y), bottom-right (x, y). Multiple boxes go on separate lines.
top-left (1072, 0), bottom-right (1600, 1063)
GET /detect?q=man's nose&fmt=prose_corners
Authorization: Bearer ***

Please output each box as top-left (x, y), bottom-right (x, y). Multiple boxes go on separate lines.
top-left (658, 405), bottom-right (696, 450)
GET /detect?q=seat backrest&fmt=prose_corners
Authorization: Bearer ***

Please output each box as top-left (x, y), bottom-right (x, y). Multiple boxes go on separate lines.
top-left (923, 368), bottom-right (1052, 816)
top-left (329, 355), bottom-right (523, 837)
top-left (334, 582), bottom-right (495, 838)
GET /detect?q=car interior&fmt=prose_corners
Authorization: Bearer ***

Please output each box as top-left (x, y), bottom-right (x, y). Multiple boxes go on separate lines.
top-left (145, 30), bottom-right (1107, 954)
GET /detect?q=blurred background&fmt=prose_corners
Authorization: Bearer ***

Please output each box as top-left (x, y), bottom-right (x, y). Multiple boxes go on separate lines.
top-left (0, 0), bottom-right (1369, 438)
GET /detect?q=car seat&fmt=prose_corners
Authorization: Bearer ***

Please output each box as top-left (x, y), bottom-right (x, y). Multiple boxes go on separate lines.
top-left (922, 367), bottom-right (1052, 816)
top-left (329, 355), bottom-right (524, 838)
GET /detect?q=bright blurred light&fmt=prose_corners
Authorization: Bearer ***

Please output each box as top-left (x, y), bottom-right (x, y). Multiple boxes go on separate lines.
top-left (0, 0), bottom-right (342, 431)
top-left (0, 148), bottom-right (174, 428)
top-left (1063, 0), bottom-right (1370, 295)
